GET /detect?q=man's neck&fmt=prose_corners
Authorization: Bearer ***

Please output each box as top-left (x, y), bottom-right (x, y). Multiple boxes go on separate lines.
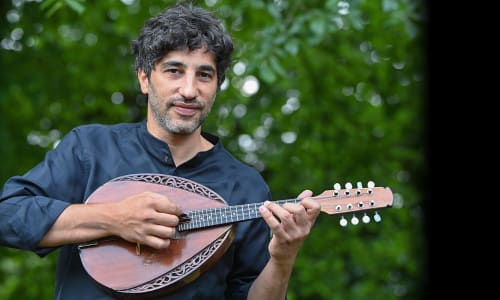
top-left (146, 121), bottom-right (213, 166)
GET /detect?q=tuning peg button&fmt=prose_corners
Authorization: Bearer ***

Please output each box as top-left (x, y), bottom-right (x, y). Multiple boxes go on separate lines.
top-left (340, 216), bottom-right (348, 227)
top-left (362, 213), bottom-right (370, 223)
top-left (373, 211), bottom-right (382, 222)
top-left (367, 181), bottom-right (375, 194)
top-left (351, 215), bottom-right (359, 225)
top-left (345, 182), bottom-right (352, 196)
top-left (333, 183), bottom-right (341, 196)
top-left (356, 181), bottom-right (363, 195)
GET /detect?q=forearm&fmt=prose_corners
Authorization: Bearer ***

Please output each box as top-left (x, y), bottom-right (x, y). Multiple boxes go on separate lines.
top-left (247, 257), bottom-right (295, 300)
top-left (38, 203), bottom-right (117, 247)
top-left (38, 192), bottom-right (181, 249)
top-left (248, 193), bottom-right (321, 299)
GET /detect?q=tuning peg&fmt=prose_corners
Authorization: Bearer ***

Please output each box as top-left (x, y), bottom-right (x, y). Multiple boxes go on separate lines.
top-left (362, 213), bottom-right (370, 224)
top-left (350, 215), bottom-right (359, 225)
top-left (367, 181), bottom-right (375, 194)
top-left (373, 211), bottom-right (382, 222)
top-left (356, 181), bottom-right (363, 195)
top-left (340, 216), bottom-right (348, 227)
top-left (333, 183), bottom-right (341, 196)
top-left (345, 182), bottom-right (352, 196)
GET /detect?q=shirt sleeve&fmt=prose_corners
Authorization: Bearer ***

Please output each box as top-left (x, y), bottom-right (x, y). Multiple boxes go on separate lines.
top-left (0, 128), bottom-right (87, 256)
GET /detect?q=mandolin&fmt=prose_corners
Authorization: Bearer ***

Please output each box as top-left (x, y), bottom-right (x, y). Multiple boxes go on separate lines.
top-left (78, 173), bottom-right (393, 299)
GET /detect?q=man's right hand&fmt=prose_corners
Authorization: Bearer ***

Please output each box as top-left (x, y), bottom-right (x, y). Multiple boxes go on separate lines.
top-left (110, 191), bottom-right (182, 249)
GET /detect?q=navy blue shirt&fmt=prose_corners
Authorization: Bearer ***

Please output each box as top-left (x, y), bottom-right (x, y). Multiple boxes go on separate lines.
top-left (0, 121), bottom-right (272, 300)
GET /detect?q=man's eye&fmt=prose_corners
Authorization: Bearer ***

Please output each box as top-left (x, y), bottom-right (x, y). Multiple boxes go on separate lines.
top-left (165, 69), bottom-right (180, 74)
top-left (199, 72), bottom-right (212, 79)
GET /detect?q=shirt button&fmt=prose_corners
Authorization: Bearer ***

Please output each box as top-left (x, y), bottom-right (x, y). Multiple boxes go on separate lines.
top-left (163, 155), bottom-right (169, 163)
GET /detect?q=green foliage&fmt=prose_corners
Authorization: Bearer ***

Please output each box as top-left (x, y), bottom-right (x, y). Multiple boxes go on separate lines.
top-left (41, 0), bottom-right (86, 17)
top-left (0, 248), bottom-right (57, 299)
top-left (0, 0), bottom-right (427, 299)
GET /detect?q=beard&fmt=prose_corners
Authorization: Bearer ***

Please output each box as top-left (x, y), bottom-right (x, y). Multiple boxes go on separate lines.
top-left (149, 93), bottom-right (213, 135)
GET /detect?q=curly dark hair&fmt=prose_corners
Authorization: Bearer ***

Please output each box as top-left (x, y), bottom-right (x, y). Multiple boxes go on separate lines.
top-left (132, 3), bottom-right (234, 88)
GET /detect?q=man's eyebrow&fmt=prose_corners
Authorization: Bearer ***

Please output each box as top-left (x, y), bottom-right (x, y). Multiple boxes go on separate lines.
top-left (159, 60), bottom-right (186, 68)
top-left (198, 65), bottom-right (216, 73)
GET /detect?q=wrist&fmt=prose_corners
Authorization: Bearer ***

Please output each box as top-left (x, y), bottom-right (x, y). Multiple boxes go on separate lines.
top-left (268, 255), bottom-right (296, 273)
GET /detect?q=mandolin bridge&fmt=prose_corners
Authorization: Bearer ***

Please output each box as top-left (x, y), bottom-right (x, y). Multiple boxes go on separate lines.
top-left (77, 241), bottom-right (99, 249)
top-left (77, 237), bottom-right (121, 249)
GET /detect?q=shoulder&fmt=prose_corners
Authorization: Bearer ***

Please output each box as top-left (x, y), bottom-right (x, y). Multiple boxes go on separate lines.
top-left (53, 122), bottom-right (144, 150)
top-left (61, 122), bottom-right (143, 143)
top-left (71, 122), bottom-right (142, 137)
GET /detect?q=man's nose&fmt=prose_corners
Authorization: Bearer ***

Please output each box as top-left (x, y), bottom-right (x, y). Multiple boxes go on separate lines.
top-left (179, 74), bottom-right (197, 99)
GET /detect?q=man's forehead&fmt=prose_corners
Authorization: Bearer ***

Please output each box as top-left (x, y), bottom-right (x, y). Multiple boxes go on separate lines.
top-left (156, 48), bottom-right (216, 69)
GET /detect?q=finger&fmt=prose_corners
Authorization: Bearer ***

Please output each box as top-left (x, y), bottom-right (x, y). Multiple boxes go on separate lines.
top-left (147, 192), bottom-right (183, 215)
top-left (265, 201), bottom-right (295, 225)
top-left (300, 197), bottom-right (321, 219)
top-left (296, 189), bottom-right (313, 199)
top-left (140, 235), bottom-right (171, 250)
top-left (284, 204), bottom-right (310, 227)
top-left (146, 224), bottom-right (177, 239)
top-left (259, 202), bottom-right (288, 237)
top-left (151, 213), bottom-right (180, 227)
top-left (281, 202), bottom-right (307, 224)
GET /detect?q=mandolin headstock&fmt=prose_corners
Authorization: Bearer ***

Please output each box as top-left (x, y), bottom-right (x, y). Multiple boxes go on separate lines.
top-left (314, 181), bottom-right (393, 227)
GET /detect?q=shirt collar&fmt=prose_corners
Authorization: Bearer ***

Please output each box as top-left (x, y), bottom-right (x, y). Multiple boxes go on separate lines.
top-left (138, 120), bottom-right (222, 168)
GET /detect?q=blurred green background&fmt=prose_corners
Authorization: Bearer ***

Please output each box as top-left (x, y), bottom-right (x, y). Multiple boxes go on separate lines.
top-left (0, 0), bottom-right (428, 299)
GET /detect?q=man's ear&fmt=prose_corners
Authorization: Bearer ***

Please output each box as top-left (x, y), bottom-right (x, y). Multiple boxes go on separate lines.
top-left (137, 69), bottom-right (149, 94)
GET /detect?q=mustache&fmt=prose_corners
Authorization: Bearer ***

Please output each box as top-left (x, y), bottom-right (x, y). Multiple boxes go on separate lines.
top-left (167, 97), bottom-right (204, 108)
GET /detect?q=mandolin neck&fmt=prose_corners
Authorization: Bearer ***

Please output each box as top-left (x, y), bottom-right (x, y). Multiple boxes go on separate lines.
top-left (177, 185), bottom-right (393, 232)
top-left (177, 198), bottom-right (300, 232)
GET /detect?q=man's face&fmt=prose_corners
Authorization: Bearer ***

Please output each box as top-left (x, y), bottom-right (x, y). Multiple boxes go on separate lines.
top-left (138, 48), bottom-right (218, 136)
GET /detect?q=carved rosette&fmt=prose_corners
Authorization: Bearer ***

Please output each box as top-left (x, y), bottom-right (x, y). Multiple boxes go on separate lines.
top-left (113, 173), bottom-right (223, 203)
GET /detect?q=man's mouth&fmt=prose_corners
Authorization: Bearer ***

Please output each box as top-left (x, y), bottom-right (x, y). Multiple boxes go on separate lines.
top-left (172, 102), bottom-right (200, 117)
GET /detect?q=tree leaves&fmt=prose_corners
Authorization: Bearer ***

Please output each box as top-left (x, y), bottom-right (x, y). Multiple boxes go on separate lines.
top-left (40, 0), bottom-right (85, 17)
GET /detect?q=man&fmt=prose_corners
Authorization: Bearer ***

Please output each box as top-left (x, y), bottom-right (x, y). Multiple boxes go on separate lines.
top-left (0, 3), bottom-right (320, 299)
